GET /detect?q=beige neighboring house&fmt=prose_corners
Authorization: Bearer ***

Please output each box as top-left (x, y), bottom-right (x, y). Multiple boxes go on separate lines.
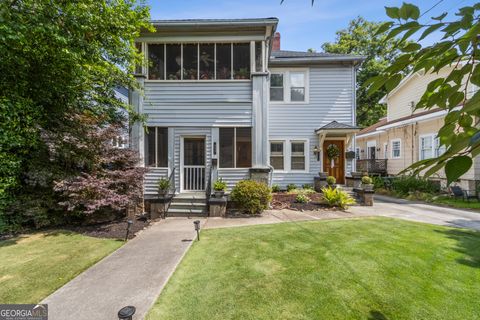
top-left (356, 65), bottom-right (479, 190)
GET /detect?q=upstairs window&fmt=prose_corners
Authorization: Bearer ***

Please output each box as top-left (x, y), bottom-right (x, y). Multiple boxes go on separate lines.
top-left (199, 44), bottom-right (215, 80)
top-left (219, 128), bottom-right (252, 168)
top-left (148, 44), bottom-right (165, 80)
top-left (216, 44), bottom-right (231, 80)
top-left (270, 74), bottom-right (284, 101)
top-left (166, 44), bottom-right (181, 80)
top-left (144, 127), bottom-right (168, 167)
top-left (270, 70), bottom-right (308, 102)
top-left (182, 44), bottom-right (198, 80)
top-left (255, 41), bottom-right (263, 72)
top-left (233, 43), bottom-right (250, 79)
top-left (420, 135), bottom-right (433, 160)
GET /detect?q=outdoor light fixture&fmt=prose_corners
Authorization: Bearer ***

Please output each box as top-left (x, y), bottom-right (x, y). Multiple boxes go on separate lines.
top-left (194, 220), bottom-right (201, 241)
top-left (125, 220), bottom-right (133, 242)
top-left (313, 145), bottom-right (320, 161)
top-left (118, 306), bottom-right (136, 320)
top-left (213, 142), bottom-right (217, 155)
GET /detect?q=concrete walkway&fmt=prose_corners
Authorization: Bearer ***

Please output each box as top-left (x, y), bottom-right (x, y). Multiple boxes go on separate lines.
top-left (42, 218), bottom-right (204, 320)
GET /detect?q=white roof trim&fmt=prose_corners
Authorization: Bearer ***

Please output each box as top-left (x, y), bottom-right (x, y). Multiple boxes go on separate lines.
top-left (376, 110), bottom-right (446, 131)
top-left (356, 130), bottom-right (386, 139)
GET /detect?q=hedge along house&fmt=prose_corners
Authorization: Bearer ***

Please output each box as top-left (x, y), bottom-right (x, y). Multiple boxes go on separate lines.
top-left (129, 18), bottom-right (363, 213)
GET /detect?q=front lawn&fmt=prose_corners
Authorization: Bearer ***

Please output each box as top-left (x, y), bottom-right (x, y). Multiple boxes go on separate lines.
top-left (431, 196), bottom-right (480, 210)
top-left (0, 231), bottom-right (122, 303)
top-left (147, 217), bottom-right (480, 320)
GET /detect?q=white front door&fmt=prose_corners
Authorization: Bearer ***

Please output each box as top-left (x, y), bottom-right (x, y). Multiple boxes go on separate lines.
top-left (181, 137), bottom-right (206, 192)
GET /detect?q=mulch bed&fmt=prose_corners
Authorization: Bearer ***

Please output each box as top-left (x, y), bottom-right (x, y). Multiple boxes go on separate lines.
top-left (65, 217), bottom-right (152, 240)
top-left (271, 192), bottom-right (327, 211)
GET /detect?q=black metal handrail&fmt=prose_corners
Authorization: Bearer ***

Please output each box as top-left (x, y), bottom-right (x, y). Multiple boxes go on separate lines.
top-left (162, 167), bottom-right (176, 218)
top-left (205, 166), bottom-right (213, 203)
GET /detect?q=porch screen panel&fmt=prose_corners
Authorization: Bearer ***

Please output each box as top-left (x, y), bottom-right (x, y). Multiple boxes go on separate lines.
top-left (255, 42), bottom-right (263, 72)
top-left (199, 44), bottom-right (215, 80)
top-left (236, 127), bottom-right (252, 168)
top-left (216, 44), bottom-right (231, 79)
top-left (166, 44), bottom-right (181, 80)
top-left (219, 128), bottom-right (234, 168)
top-left (145, 127), bottom-right (156, 166)
top-left (156, 128), bottom-right (168, 167)
top-left (233, 43), bottom-right (250, 79)
top-left (183, 44), bottom-right (198, 80)
top-left (148, 44), bottom-right (165, 80)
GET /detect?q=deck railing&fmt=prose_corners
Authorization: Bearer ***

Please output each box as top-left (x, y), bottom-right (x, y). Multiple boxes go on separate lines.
top-left (357, 159), bottom-right (387, 175)
top-left (183, 165), bottom-right (206, 191)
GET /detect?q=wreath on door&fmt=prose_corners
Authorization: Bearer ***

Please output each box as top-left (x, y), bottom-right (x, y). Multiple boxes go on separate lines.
top-left (326, 144), bottom-right (340, 168)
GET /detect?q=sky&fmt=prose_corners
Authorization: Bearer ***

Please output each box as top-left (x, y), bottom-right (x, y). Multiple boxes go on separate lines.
top-left (146, 0), bottom-right (474, 52)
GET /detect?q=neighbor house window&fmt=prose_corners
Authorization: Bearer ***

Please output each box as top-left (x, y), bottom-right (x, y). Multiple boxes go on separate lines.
top-left (270, 70), bottom-right (308, 102)
top-left (291, 141), bottom-right (306, 170)
top-left (219, 128), bottom-right (252, 168)
top-left (391, 139), bottom-right (401, 159)
top-left (383, 143), bottom-right (388, 159)
top-left (144, 127), bottom-right (168, 167)
top-left (355, 147), bottom-right (360, 160)
top-left (270, 142), bottom-right (285, 170)
top-left (435, 136), bottom-right (446, 157)
top-left (420, 135), bottom-right (433, 160)
top-left (147, 43), bottom-right (252, 80)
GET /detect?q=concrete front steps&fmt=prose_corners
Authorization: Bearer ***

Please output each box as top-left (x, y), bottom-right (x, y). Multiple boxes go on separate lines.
top-left (167, 192), bottom-right (208, 217)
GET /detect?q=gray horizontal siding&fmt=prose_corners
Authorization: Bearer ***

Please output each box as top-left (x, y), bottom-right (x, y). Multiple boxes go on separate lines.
top-left (217, 169), bottom-right (250, 191)
top-left (144, 82), bottom-right (252, 127)
top-left (144, 167), bottom-right (169, 197)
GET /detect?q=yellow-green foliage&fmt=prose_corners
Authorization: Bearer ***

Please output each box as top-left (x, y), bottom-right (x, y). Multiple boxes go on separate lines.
top-left (231, 180), bottom-right (272, 214)
top-left (295, 194), bottom-right (310, 203)
top-left (321, 187), bottom-right (356, 209)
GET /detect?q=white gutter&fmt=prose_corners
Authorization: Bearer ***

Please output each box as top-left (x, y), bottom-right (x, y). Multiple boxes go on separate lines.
top-left (376, 110), bottom-right (447, 131)
top-left (356, 130), bottom-right (386, 139)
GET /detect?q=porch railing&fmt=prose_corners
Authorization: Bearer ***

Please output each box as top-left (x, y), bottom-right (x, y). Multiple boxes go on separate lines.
top-left (357, 159), bottom-right (387, 175)
top-left (183, 165), bottom-right (206, 191)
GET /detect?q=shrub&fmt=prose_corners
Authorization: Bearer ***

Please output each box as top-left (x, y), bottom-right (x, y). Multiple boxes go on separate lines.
top-left (213, 179), bottom-right (227, 191)
top-left (326, 176), bottom-right (336, 185)
top-left (286, 183), bottom-right (297, 192)
top-left (295, 194), bottom-right (310, 203)
top-left (372, 176), bottom-right (385, 189)
top-left (321, 187), bottom-right (356, 209)
top-left (302, 184), bottom-right (313, 190)
top-left (271, 184), bottom-right (281, 193)
top-left (231, 180), bottom-right (272, 214)
top-left (391, 175), bottom-right (440, 196)
top-left (361, 176), bottom-right (373, 185)
top-left (158, 178), bottom-right (171, 191)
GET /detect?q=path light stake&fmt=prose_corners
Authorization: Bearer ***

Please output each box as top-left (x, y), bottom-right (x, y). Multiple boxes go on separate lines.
top-left (194, 220), bottom-right (201, 241)
top-left (125, 220), bottom-right (133, 241)
top-left (118, 306), bottom-right (136, 320)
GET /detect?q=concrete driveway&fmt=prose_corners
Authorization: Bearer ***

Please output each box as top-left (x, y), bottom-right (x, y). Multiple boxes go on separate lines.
top-left (348, 194), bottom-right (480, 231)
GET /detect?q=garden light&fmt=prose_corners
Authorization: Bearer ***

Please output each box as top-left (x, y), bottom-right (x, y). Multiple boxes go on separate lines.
top-left (118, 306), bottom-right (136, 320)
top-left (125, 219), bottom-right (133, 241)
top-left (194, 220), bottom-right (201, 241)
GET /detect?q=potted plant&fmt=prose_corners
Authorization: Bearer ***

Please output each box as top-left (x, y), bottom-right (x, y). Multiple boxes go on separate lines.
top-left (326, 176), bottom-right (336, 188)
top-left (361, 176), bottom-right (374, 191)
top-left (213, 179), bottom-right (227, 198)
top-left (158, 178), bottom-right (170, 197)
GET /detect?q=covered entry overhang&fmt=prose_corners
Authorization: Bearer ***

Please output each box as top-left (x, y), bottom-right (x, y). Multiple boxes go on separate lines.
top-left (315, 121), bottom-right (361, 150)
top-left (315, 121), bottom-right (361, 184)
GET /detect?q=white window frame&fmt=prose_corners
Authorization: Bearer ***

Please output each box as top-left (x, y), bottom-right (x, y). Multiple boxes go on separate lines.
top-left (145, 127), bottom-right (169, 168)
top-left (366, 140), bottom-right (376, 159)
top-left (434, 136), bottom-right (446, 157)
top-left (383, 142), bottom-right (388, 159)
top-left (268, 138), bottom-right (309, 172)
top-left (269, 68), bottom-right (309, 104)
top-left (219, 127), bottom-right (252, 169)
top-left (419, 134), bottom-right (434, 161)
top-left (269, 141), bottom-right (286, 171)
top-left (391, 139), bottom-right (401, 159)
top-left (355, 147), bottom-right (360, 160)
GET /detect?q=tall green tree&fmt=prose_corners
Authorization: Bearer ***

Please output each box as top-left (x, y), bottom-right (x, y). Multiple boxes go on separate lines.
top-left (367, 2), bottom-right (480, 184)
top-left (0, 0), bottom-right (151, 230)
top-left (322, 17), bottom-right (402, 127)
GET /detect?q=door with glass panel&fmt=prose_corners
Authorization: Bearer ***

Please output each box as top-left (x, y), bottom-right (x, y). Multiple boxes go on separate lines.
top-left (182, 137), bottom-right (206, 191)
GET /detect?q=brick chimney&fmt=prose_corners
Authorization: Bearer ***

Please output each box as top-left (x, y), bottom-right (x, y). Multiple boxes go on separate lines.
top-left (272, 32), bottom-right (280, 51)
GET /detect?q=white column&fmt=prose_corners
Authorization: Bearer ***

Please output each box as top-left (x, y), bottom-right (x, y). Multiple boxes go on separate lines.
top-left (251, 72), bottom-right (270, 168)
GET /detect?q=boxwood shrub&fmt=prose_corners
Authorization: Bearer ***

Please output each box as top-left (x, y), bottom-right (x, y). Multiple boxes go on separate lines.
top-left (231, 180), bottom-right (272, 214)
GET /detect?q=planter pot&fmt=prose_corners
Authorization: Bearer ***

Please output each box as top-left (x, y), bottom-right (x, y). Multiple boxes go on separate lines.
top-left (363, 184), bottom-right (374, 191)
top-left (318, 172), bottom-right (328, 179)
top-left (214, 190), bottom-right (225, 198)
top-left (158, 190), bottom-right (168, 197)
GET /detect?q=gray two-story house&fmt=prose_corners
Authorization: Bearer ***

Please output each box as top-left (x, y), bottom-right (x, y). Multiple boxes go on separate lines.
top-left (129, 18), bottom-right (363, 212)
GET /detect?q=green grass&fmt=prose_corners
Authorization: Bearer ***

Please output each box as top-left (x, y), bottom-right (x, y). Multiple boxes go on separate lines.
top-left (432, 196), bottom-right (480, 210)
top-left (147, 217), bottom-right (480, 320)
top-left (0, 231), bottom-right (122, 303)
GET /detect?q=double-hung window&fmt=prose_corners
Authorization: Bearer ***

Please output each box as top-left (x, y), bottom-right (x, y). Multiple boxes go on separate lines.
top-left (269, 70), bottom-right (307, 102)
top-left (420, 135), bottom-right (433, 160)
top-left (434, 136), bottom-right (446, 157)
top-left (219, 128), bottom-right (252, 168)
top-left (291, 141), bottom-right (306, 170)
top-left (144, 127), bottom-right (168, 167)
top-left (391, 139), bottom-right (401, 159)
top-left (270, 142), bottom-right (284, 170)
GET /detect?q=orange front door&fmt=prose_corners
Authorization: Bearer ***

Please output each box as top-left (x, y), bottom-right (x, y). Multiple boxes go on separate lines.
top-left (323, 140), bottom-right (345, 184)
